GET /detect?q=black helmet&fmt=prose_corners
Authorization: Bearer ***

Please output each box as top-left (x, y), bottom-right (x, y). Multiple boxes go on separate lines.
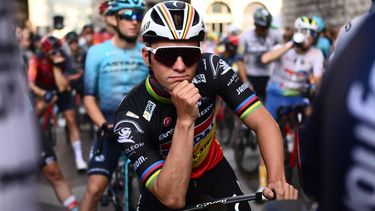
top-left (253, 8), bottom-right (272, 27)
top-left (65, 31), bottom-right (79, 43)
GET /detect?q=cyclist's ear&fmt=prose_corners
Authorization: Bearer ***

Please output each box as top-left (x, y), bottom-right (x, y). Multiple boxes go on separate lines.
top-left (107, 15), bottom-right (118, 27)
top-left (142, 47), bottom-right (150, 67)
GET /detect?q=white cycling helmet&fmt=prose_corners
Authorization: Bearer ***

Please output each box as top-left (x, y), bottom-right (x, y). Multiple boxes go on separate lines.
top-left (141, 1), bottom-right (205, 43)
top-left (294, 16), bottom-right (319, 31)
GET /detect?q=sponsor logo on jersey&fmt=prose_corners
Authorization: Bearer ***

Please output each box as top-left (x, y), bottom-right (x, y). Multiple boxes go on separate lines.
top-left (344, 21), bottom-right (352, 32)
top-left (125, 142), bottom-right (145, 156)
top-left (226, 73), bottom-right (240, 87)
top-left (114, 119), bottom-right (144, 144)
top-left (199, 103), bottom-right (214, 117)
top-left (163, 117), bottom-right (172, 127)
top-left (126, 111), bottom-right (139, 119)
top-left (143, 100), bottom-right (156, 121)
top-left (134, 156), bottom-right (147, 171)
top-left (346, 62), bottom-right (375, 209)
top-left (117, 127), bottom-right (135, 144)
top-left (210, 55), bottom-right (219, 79)
top-left (159, 128), bottom-right (174, 141)
top-left (192, 74), bottom-right (206, 84)
top-left (236, 83), bottom-right (248, 95)
top-left (219, 59), bottom-right (232, 76)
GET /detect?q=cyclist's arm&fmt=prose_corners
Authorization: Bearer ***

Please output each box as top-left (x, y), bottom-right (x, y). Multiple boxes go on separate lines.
top-left (261, 42), bottom-right (293, 64)
top-left (149, 81), bottom-right (200, 209)
top-left (242, 106), bottom-right (285, 184)
top-left (28, 56), bottom-right (47, 98)
top-left (51, 53), bottom-right (69, 92)
top-left (149, 118), bottom-right (194, 209)
top-left (83, 47), bottom-right (106, 127)
top-left (312, 49), bottom-right (325, 92)
top-left (83, 95), bottom-right (107, 127)
top-left (210, 53), bottom-right (297, 199)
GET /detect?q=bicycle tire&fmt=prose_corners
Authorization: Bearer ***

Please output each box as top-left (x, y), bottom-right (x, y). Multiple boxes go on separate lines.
top-left (233, 120), bottom-right (259, 180)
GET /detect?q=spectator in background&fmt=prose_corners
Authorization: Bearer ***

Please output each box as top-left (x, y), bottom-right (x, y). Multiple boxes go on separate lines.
top-left (79, 24), bottom-right (95, 52)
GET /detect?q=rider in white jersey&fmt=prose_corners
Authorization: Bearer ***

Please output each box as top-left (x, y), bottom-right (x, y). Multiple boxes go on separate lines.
top-left (261, 16), bottom-right (324, 119)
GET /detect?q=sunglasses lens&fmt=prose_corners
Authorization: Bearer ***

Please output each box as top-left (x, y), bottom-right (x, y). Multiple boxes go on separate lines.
top-left (153, 48), bottom-right (201, 67)
top-left (118, 11), bottom-right (143, 21)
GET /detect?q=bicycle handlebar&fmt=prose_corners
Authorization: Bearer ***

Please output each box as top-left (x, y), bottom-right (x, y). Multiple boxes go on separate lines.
top-left (95, 122), bottom-right (115, 156)
top-left (168, 192), bottom-right (264, 211)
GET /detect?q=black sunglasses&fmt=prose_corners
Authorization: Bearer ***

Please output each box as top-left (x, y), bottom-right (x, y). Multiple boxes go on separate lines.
top-left (145, 46), bottom-right (202, 67)
top-left (299, 28), bottom-right (317, 38)
top-left (117, 10), bottom-right (143, 22)
top-left (49, 49), bottom-right (62, 56)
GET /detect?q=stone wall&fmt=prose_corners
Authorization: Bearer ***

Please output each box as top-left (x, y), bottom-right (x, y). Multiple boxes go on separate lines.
top-left (281, 0), bottom-right (372, 29)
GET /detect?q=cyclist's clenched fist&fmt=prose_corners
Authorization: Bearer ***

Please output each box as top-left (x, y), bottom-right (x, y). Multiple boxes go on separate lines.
top-left (171, 80), bottom-right (201, 124)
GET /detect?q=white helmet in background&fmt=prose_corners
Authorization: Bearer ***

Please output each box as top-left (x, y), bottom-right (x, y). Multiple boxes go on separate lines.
top-left (294, 16), bottom-right (319, 31)
top-left (141, 1), bottom-right (205, 43)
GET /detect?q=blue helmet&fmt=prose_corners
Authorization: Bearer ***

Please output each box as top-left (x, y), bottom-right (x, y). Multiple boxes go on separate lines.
top-left (312, 15), bottom-right (325, 32)
top-left (107, 0), bottom-right (145, 15)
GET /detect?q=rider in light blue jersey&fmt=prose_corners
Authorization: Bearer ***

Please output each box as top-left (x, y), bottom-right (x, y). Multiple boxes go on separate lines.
top-left (84, 40), bottom-right (147, 121)
top-left (80, 0), bottom-right (148, 210)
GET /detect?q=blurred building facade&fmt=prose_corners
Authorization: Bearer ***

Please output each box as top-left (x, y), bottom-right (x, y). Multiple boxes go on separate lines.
top-left (16, 0), bottom-right (372, 36)
top-left (281, 0), bottom-right (372, 28)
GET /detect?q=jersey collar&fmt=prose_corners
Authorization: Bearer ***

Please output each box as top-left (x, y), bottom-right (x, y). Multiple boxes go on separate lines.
top-left (145, 75), bottom-right (172, 104)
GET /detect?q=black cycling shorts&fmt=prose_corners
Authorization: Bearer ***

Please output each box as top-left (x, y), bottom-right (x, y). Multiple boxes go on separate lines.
top-left (39, 133), bottom-right (57, 169)
top-left (56, 90), bottom-right (75, 112)
top-left (137, 158), bottom-right (252, 211)
top-left (87, 135), bottom-right (122, 178)
top-left (247, 76), bottom-right (270, 101)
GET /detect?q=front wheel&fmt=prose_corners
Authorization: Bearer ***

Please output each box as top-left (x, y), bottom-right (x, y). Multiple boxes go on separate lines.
top-left (233, 120), bottom-right (259, 180)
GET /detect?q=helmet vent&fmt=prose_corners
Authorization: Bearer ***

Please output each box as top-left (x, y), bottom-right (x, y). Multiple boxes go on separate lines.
top-left (192, 12), bottom-right (199, 26)
top-left (170, 11), bottom-right (184, 30)
top-left (151, 9), bottom-right (164, 26)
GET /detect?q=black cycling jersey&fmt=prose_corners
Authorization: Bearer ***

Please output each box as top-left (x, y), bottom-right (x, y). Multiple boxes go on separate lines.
top-left (301, 12), bottom-right (375, 211)
top-left (114, 53), bottom-right (261, 209)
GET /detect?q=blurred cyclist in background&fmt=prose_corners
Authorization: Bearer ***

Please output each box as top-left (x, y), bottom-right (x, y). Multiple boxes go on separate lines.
top-left (79, 0), bottom-right (148, 210)
top-left (237, 7), bottom-right (283, 100)
top-left (94, 0), bottom-right (114, 44)
top-left (28, 36), bottom-right (88, 171)
top-left (262, 16), bottom-right (324, 119)
top-left (311, 15), bottom-right (332, 60)
top-left (64, 31), bottom-right (86, 99)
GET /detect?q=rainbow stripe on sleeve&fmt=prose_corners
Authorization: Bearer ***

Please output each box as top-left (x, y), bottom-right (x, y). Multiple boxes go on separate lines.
top-left (141, 160), bottom-right (165, 189)
top-left (234, 94), bottom-right (262, 120)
